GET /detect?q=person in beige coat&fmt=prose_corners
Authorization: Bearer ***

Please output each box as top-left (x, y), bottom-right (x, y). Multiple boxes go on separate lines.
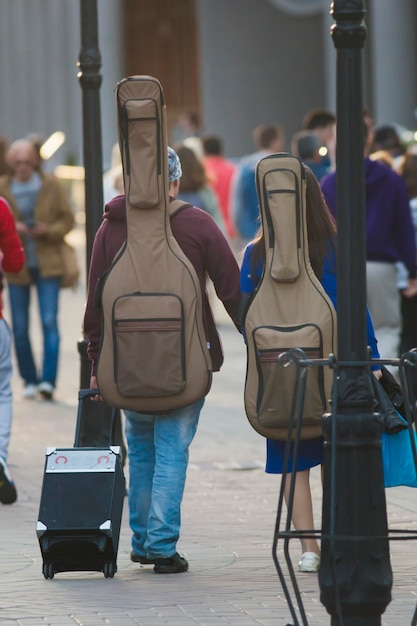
top-left (0, 139), bottom-right (74, 400)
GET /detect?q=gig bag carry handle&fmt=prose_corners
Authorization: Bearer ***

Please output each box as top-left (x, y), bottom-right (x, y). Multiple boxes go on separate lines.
top-left (74, 388), bottom-right (117, 447)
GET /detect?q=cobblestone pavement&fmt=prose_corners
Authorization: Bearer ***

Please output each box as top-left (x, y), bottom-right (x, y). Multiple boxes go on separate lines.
top-left (1, 228), bottom-right (417, 626)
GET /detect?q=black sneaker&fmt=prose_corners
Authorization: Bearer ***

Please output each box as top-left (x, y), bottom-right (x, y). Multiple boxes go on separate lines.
top-left (0, 458), bottom-right (17, 504)
top-left (154, 552), bottom-right (188, 574)
top-left (130, 550), bottom-right (155, 565)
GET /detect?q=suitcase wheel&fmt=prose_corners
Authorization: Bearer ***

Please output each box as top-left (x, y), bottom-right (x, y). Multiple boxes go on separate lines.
top-left (42, 562), bottom-right (55, 579)
top-left (103, 562), bottom-right (116, 578)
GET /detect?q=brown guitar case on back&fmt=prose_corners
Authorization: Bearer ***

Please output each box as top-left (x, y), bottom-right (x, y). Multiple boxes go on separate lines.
top-left (243, 153), bottom-right (337, 440)
top-left (97, 76), bottom-right (212, 412)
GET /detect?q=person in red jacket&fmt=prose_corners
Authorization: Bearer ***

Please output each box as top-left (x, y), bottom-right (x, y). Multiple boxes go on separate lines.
top-left (83, 147), bottom-right (240, 574)
top-left (202, 134), bottom-right (237, 239)
top-left (0, 197), bottom-right (24, 504)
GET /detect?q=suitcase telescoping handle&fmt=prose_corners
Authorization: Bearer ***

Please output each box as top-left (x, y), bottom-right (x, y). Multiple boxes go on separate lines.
top-left (74, 388), bottom-right (118, 448)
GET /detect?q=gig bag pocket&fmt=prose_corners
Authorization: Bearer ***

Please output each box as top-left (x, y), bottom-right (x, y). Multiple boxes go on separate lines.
top-left (112, 293), bottom-right (185, 397)
top-left (253, 323), bottom-right (325, 428)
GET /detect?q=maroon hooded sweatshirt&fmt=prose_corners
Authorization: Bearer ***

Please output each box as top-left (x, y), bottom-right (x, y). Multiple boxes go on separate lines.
top-left (83, 195), bottom-right (241, 376)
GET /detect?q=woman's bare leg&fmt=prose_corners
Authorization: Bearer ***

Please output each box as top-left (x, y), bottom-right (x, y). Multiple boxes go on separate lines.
top-left (283, 469), bottom-right (320, 555)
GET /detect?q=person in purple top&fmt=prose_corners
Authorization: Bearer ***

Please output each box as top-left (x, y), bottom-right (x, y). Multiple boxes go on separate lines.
top-left (321, 124), bottom-right (417, 362)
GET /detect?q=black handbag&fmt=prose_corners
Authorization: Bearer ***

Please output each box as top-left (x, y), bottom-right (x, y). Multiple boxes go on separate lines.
top-left (372, 367), bottom-right (408, 434)
top-left (378, 365), bottom-right (407, 419)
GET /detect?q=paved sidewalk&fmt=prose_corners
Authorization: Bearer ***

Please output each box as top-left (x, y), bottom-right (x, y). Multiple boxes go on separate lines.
top-left (1, 228), bottom-right (417, 626)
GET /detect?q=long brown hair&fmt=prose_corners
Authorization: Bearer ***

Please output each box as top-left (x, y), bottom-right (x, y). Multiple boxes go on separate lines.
top-left (249, 165), bottom-right (336, 280)
top-left (400, 150), bottom-right (417, 199)
top-left (175, 144), bottom-right (205, 192)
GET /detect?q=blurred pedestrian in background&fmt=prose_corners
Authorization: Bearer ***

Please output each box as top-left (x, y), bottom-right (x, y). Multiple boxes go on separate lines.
top-left (231, 123), bottom-right (284, 246)
top-left (175, 144), bottom-right (224, 229)
top-left (291, 130), bottom-right (329, 182)
top-left (171, 110), bottom-right (201, 146)
top-left (302, 108), bottom-right (336, 176)
top-left (398, 147), bottom-right (417, 395)
top-left (0, 139), bottom-right (75, 401)
top-left (321, 124), bottom-right (417, 363)
top-left (372, 124), bottom-right (405, 171)
top-left (202, 134), bottom-right (236, 241)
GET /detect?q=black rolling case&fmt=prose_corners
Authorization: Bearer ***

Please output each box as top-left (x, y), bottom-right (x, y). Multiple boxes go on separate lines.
top-left (36, 389), bottom-right (126, 579)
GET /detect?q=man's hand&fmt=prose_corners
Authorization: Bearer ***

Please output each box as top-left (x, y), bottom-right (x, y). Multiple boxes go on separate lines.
top-left (90, 375), bottom-right (103, 401)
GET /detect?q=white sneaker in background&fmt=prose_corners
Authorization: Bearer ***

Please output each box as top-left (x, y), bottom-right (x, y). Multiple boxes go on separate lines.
top-left (23, 383), bottom-right (37, 399)
top-left (38, 381), bottom-right (54, 400)
top-left (298, 552), bottom-right (320, 573)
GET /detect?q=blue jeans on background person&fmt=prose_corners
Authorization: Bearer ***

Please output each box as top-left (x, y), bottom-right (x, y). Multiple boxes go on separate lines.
top-left (8, 271), bottom-right (61, 388)
top-left (125, 397), bottom-right (204, 560)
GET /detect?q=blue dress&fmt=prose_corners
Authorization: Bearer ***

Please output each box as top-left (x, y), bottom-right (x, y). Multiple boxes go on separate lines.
top-left (240, 242), bottom-right (380, 473)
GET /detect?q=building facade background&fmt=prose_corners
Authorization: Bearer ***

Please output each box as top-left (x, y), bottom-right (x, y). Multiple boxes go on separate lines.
top-left (0, 0), bottom-right (415, 170)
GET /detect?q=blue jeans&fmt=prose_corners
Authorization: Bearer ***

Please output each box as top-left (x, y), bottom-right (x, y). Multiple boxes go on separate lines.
top-left (8, 271), bottom-right (61, 387)
top-left (124, 398), bottom-right (204, 559)
top-left (0, 320), bottom-right (13, 461)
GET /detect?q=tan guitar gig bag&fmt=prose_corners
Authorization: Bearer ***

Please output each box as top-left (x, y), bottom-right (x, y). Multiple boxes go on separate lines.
top-left (97, 76), bottom-right (212, 412)
top-left (243, 154), bottom-right (337, 440)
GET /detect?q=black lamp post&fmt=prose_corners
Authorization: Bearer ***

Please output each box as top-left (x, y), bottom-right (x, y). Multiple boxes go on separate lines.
top-left (76, 0), bottom-right (125, 458)
top-left (77, 0), bottom-right (103, 272)
top-left (319, 2), bottom-right (392, 624)
top-left (76, 0), bottom-right (103, 397)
